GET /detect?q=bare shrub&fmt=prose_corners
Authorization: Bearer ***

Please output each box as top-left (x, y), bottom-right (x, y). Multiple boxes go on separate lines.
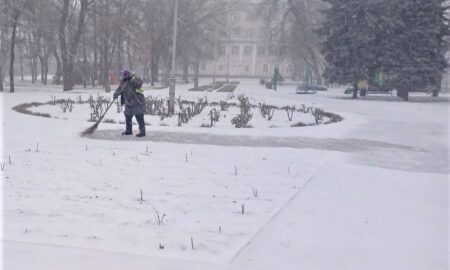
top-left (220, 100), bottom-right (230, 111)
top-left (298, 104), bottom-right (312, 114)
top-left (208, 108), bottom-right (221, 127)
top-left (88, 95), bottom-right (110, 121)
top-left (177, 109), bottom-right (189, 126)
top-left (59, 98), bottom-right (74, 113)
top-left (282, 105), bottom-right (296, 121)
top-left (259, 103), bottom-right (277, 120)
top-left (311, 107), bottom-right (325, 125)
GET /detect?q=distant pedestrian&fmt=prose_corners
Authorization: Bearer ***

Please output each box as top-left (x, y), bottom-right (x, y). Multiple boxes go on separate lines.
top-left (113, 70), bottom-right (146, 137)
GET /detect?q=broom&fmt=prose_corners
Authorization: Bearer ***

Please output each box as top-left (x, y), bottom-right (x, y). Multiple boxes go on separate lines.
top-left (80, 98), bottom-right (116, 137)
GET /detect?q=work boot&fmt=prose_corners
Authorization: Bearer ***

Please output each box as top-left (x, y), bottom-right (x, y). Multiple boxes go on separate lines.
top-left (136, 130), bottom-right (145, 137)
top-left (135, 114), bottom-right (146, 137)
top-left (124, 115), bottom-right (133, 135)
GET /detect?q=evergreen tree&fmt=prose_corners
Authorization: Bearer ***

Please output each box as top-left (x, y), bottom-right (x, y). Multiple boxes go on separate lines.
top-left (320, 0), bottom-right (449, 100)
top-left (383, 0), bottom-right (449, 100)
top-left (320, 0), bottom-right (383, 98)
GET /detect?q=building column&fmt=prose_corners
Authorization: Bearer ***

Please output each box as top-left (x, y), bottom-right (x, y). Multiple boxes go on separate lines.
top-left (252, 44), bottom-right (257, 77)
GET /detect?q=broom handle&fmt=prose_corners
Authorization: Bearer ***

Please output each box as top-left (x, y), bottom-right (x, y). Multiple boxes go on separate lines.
top-left (97, 98), bottom-right (116, 124)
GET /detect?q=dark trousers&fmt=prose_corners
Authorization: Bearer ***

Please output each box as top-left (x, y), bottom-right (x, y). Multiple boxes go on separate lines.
top-left (125, 114), bottom-right (145, 134)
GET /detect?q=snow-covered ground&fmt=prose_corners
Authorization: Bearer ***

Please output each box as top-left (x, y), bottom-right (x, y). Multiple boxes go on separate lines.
top-left (1, 79), bottom-right (448, 270)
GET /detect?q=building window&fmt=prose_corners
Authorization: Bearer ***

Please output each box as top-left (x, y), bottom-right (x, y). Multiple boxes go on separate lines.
top-left (286, 65), bottom-right (292, 73)
top-left (259, 30), bottom-right (266, 39)
top-left (258, 47), bottom-right (265, 56)
top-left (263, 64), bottom-right (269, 73)
top-left (233, 28), bottom-right (240, 38)
top-left (234, 12), bottom-right (241, 22)
top-left (231, 46), bottom-right (239, 56)
top-left (244, 65), bottom-right (250, 72)
top-left (244, 30), bottom-right (254, 39)
top-left (246, 12), bottom-right (255, 21)
top-left (201, 63), bottom-right (206, 71)
top-left (244, 46), bottom-right (252, 56)
top-left (218, 45), bottom-right (225, 55)
top-left (268, 47), bottom-right (275, 56)
top-left (219, 64), bottom-right (223, 72)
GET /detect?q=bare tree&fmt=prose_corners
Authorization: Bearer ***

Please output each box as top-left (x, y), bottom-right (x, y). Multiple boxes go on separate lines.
top-left (4, 0), bottom-right (32, 92)
top-left (138, 0), bottom-right (173, 87)
top-left (176, 0), bottom-right (226, 88)
top-left (259, 0), bottom-right (326, 83)
top-left (0, 4), bottom-right (10, 91)
top-left (59, 0), bottom-right (92, 91)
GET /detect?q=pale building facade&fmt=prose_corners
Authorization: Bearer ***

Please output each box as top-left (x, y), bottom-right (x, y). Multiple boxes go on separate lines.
top-left (178, 2), bottom-right (295, 80)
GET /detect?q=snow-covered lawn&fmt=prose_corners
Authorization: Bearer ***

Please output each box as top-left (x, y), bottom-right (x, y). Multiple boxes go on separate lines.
top-left (1, 80), bottom-right (448, 270)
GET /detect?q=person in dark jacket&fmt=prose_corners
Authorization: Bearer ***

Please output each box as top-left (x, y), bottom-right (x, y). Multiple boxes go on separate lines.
top-left (113, 70), bottom-right (146, 137)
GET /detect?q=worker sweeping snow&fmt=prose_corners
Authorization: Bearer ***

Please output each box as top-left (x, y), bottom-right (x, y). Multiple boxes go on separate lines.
top-left (81, 70), bottom-right (145, 137)
top-left (113, 70), bottom-right (146, 137)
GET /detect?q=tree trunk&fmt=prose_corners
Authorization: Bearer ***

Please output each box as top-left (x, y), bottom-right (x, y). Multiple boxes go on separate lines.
top-left (397, 87), bottom-right (409, 101)
top-left (162, 61), bottom-right (170, 88)
top-left (52, 45), bottom-right (62, 84)
top-left (182, 61), bottom-right (189, 83)
top-left (60, 0), bottom-right (89, 91)
top-left (193, 61), bottom-right (200, 88)
top-left (59, 0), bottom-right (70, 90)
top-left (32, 56), bottom-right (38, 83)
top-left (0, 22), bottom-right (6, 91)
top-left (93, 47), bottom-right (97, 87)
top-left (19, 45), bottom-right (24, 81)
top-left (83, 32), bottom-right (87, 88)
top-left (9, 12), bottom-right (19, 93)
top-left (0, 64), bottom-right (3, 91)
top-left (352, 82), bottom-right (358, 99)
top-left (143, 64), bottom-right (150, 82)
top-left (150, 57), bottom-right (159, 86)
top-left (41, 53), bottom-right (49, 85)
top-left (39, 55), bottom-right (45, 84)
top-left (102, 43), bottom-right (111, 92)
top-left (43, 61), bottom-right (48, 85)
top-left (117, 34), bottom-right (123, 72)
top-left (126, 37), bottom-right (134, 70)
top-left (433, 73), bottom-right (442, 97)
top-left (310, 53), bottom-right (322, 85)
top-left (291, 63), bottom-right (298, 81)
top-left (92, 1), bottom-right (97, 87)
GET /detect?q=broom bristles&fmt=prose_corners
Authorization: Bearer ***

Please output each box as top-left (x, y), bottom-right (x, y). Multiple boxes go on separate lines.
top-left (79, 99), bottom-right (115, 137)
top-left (80, 122), bottom-right (100, 137)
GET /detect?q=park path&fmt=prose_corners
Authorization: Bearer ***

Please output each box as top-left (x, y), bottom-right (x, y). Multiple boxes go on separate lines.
top-left (88, 129), bottom-right (447, 174)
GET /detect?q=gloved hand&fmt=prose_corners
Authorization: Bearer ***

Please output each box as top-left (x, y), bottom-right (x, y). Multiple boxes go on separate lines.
top-left (113, 92), bottom-right (119, 99)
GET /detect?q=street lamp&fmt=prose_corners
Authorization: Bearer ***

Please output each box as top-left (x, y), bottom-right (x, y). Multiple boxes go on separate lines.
top-left (168, 0), bottom-right (178, 115)
top-left (226, 13), bottom-right (231, 82)
top-left (212, 27), bottom-right (217, 83)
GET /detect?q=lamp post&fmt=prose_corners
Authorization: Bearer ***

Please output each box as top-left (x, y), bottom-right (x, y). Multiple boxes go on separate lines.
top-left (212, 30), bottom-right (217, 83)
top-left (226, 14), bottom-right (231, 82)
top-left (168, 0), bottom-right (178, 115)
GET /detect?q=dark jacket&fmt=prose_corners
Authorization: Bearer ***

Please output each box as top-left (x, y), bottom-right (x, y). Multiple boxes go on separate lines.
top-left (115, 76), bottom-right (145, 115)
